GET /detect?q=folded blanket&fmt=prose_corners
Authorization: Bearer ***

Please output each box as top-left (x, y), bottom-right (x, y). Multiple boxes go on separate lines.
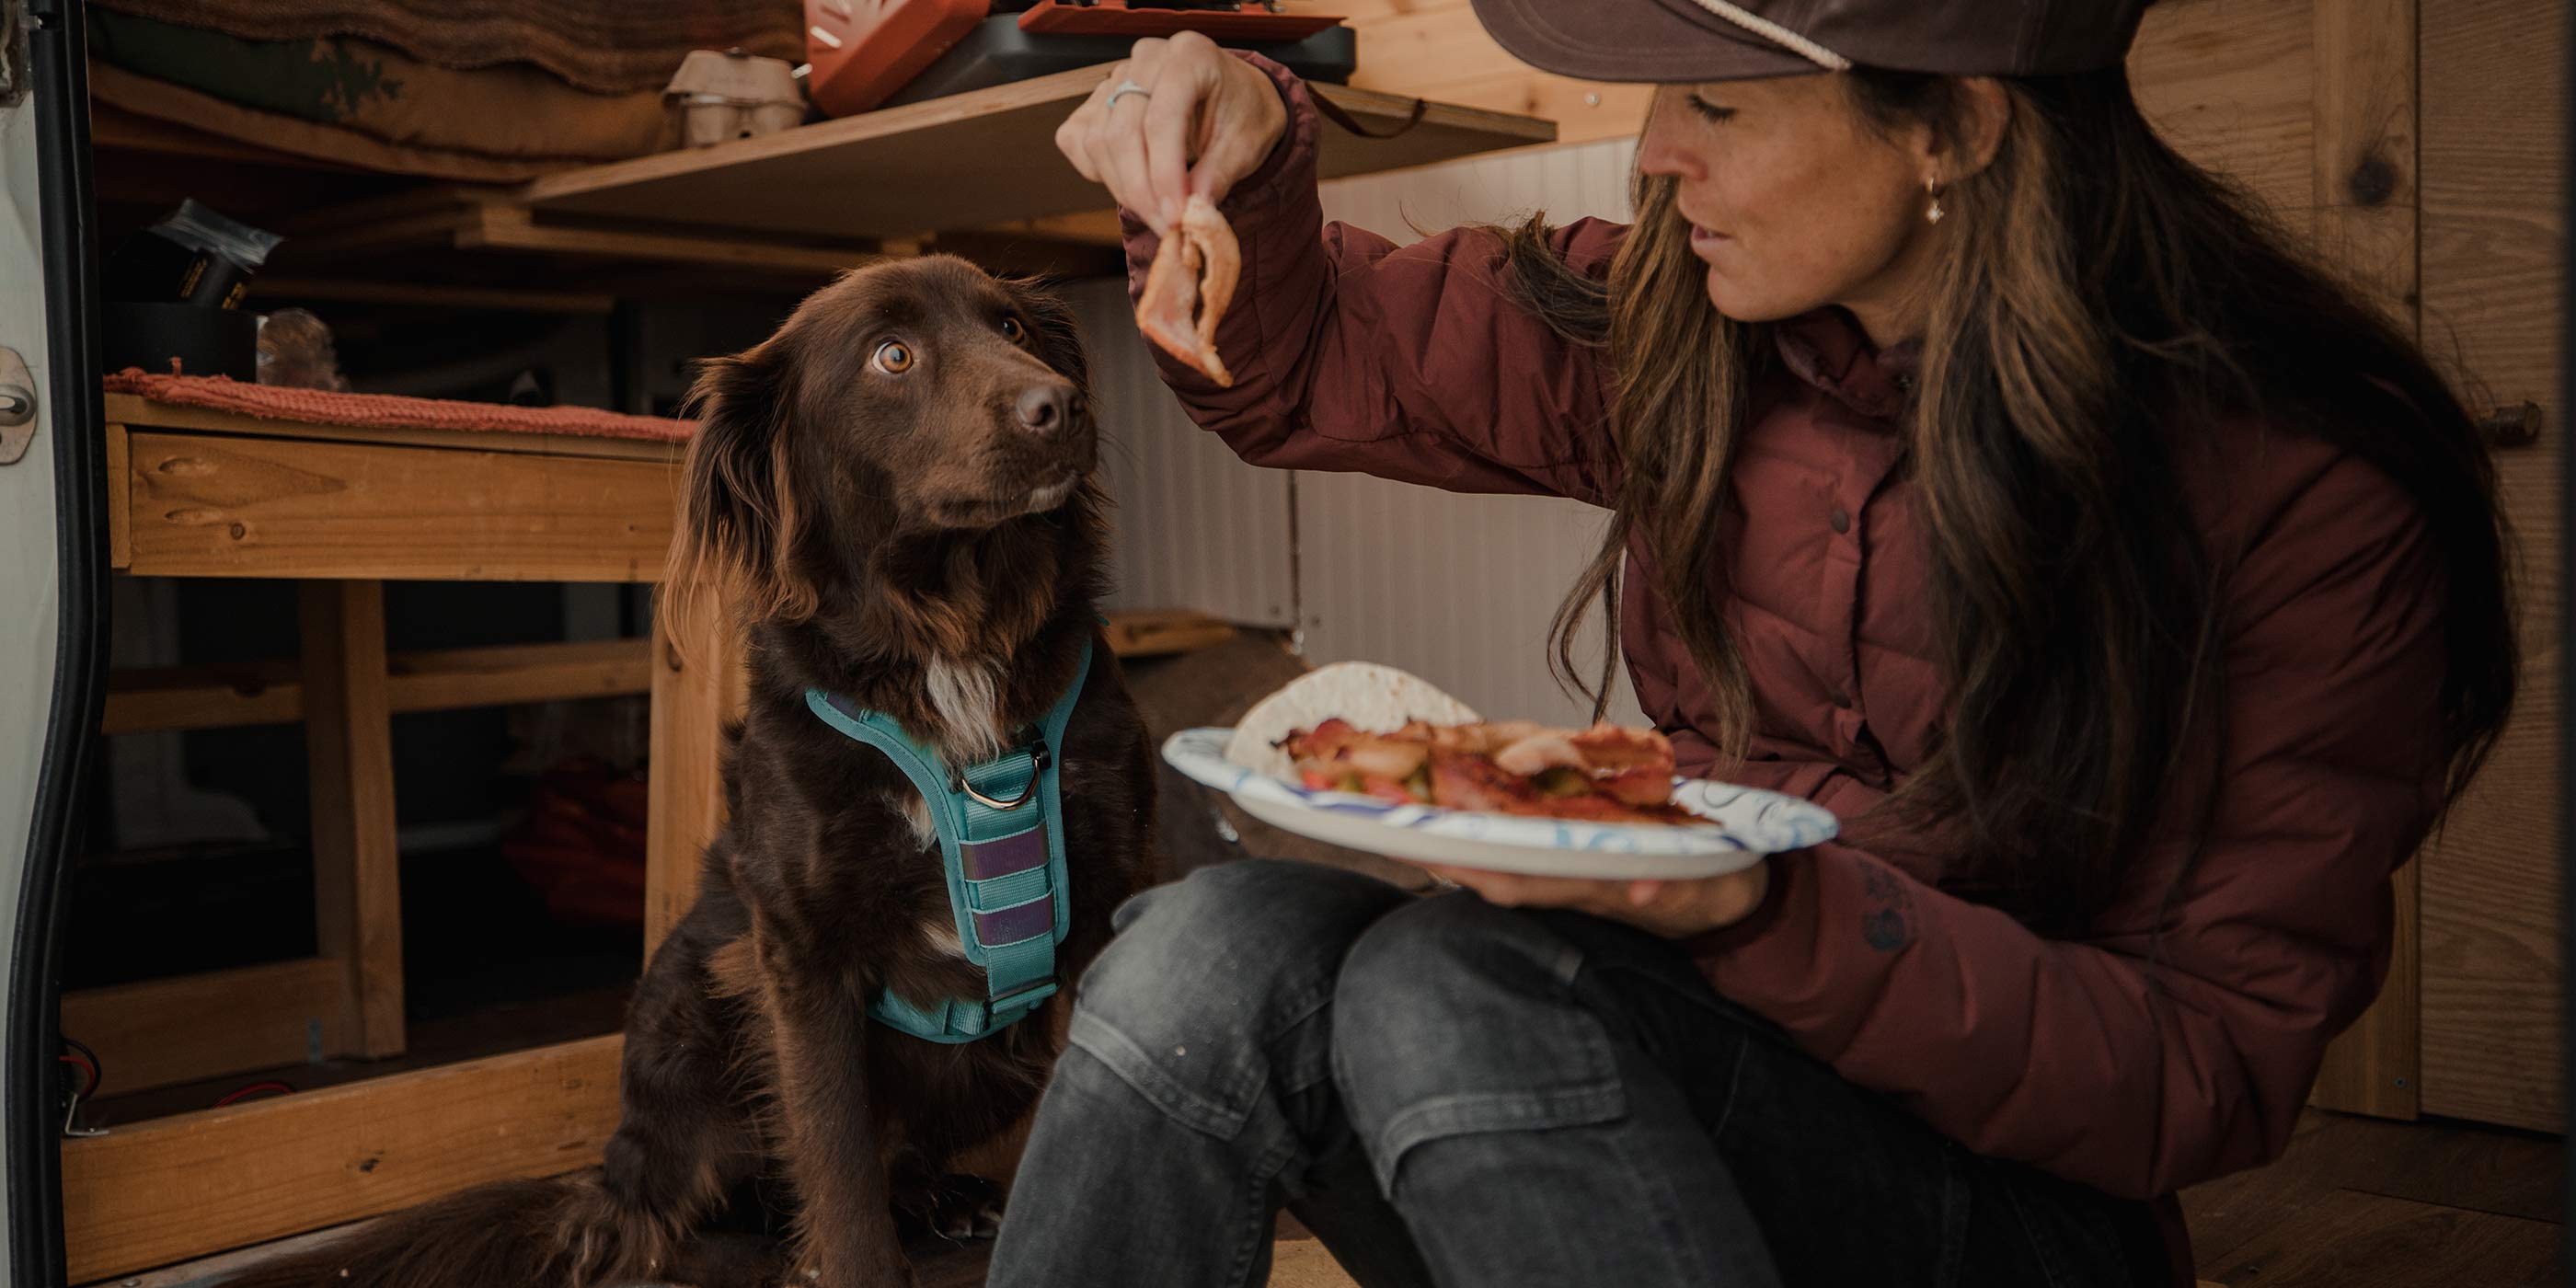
top-left (89, 10), bottom-right (681, 178)
top-left (92, 0), bottom-right (801, 95)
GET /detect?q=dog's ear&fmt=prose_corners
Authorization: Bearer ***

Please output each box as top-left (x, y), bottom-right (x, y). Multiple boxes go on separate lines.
top-left (1008, 278), bottom-right (1091, 394)
top-left (665, 342), bottom-right (820, 629)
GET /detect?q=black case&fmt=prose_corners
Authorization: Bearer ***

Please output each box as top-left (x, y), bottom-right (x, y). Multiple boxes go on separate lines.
top-left (882, 15), bottom-right (1356, 109)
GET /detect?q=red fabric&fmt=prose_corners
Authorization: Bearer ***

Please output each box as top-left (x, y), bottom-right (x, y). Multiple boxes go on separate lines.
top-left (500, 759), bottom-right (649, 929)
top-left (1128, 55), bottom-right (2461, 1287)
top-left (104, 370), bottom-right (696, 443)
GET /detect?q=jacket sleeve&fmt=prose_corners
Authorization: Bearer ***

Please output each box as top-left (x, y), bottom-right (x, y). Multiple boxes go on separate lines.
top-left (1120, 53), bottom-right (1621, 506)
top-left (1692, 451), bottom-right (2452, 1199)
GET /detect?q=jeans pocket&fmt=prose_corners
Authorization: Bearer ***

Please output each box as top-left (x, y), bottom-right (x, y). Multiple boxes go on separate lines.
top-left (1365, 1079), bottom-right (1632, 1196)
top-left (1332, 901), bottom-right (1636, 1195)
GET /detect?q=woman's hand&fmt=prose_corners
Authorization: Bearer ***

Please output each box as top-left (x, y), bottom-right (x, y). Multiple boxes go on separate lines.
top-left (1417, 858), bottom-right (1773, 940)
top-left (1054, 31), bottom-right (1288, 236)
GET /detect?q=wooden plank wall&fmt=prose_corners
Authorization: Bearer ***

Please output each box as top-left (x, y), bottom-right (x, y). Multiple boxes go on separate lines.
top-left (2130, 0), bottom-right (2316, 230)
top-left (2307, 0), bottom-right (2424, 1122)
top-left (2418, 0), bottom-right (2567, 1133)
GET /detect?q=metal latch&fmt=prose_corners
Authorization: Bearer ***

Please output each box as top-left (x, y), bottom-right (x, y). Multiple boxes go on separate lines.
top-left (2479, 401), bottom-right (2545, 450)
top-left (0, 347), bottom-right (33, 466)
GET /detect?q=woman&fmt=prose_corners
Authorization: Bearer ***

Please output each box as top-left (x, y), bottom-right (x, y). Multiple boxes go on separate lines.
top-left (995, 1), bottom-right (2515, 1283)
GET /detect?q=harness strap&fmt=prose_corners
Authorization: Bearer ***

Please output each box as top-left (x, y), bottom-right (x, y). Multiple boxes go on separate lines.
top-left (804, 633), bottom-right (1093, 1043)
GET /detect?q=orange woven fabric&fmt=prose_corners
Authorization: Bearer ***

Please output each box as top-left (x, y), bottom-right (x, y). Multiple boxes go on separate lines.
top-left (104, 370), bottom-right (696, 443)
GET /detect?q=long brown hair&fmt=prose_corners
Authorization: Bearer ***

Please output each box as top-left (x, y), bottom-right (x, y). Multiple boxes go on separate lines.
top-left (1510, 67), bottom-right (2516, 933)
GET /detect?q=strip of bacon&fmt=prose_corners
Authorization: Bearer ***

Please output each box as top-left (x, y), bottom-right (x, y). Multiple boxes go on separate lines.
top-left (1424, 746), bottom-right (1542, 814)
top-left (1134, 193), bottom-right (1236, 386)
top-left (1136, 225), bottom-right (1203, 375)
top-left (1278, 718), bottom-right (1698, 824)
top-left (1185, 194), bottom-right (1239, 362)
top-left (1425, 748), bottom-right (1697, 825)
top-left (1491, 730), bottom-right (1584, 776)
top-left (1284, 719), bottom-right (1432, 786)
top-left (1568, 722), bottom-right (1675, 775)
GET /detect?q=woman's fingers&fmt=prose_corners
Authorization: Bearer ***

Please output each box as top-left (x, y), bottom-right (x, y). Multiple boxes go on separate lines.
top-left (1422, 865), bottom-right (1626, 913)
top-left (1141, 68), bottom-right (1197, 230)
top-left (1416, 860), bottom-right (1768, 939)
top-left (1418, 864), bottom-right (1523, 905)
top-left (1098, 98), bottom-right (1159, 232)
top-left (1096, 39), bottom-right (1171, 233)
top-left (1056, 76), bottom-right (1113, 183)
top-left (1057, 32), bottom-right (1284, 226)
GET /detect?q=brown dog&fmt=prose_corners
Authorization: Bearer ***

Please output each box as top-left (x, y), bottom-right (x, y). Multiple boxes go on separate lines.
top-left (219, 257), bottom-right (1157, 1288)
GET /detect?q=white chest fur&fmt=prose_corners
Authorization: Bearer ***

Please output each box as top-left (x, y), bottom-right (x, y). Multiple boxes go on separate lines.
top-left (922, 655), bottom-right (1005, 763)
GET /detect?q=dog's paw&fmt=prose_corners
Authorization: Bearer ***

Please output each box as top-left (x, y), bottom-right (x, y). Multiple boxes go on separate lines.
top-left (892, 1172), bottom-right (1006, 1244)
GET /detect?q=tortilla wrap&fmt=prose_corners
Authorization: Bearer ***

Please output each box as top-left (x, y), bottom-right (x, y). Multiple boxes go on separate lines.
top-left (1224, 662), bottom-right (1480, 780)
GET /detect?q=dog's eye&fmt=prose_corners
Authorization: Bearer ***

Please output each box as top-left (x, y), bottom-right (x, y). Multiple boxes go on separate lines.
top-left (873, 340), bottom-right (914, 374)
top-left (1001, 316), bottom-right (1027, 343)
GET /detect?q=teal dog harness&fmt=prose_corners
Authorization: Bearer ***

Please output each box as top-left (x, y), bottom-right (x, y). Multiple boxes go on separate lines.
top-left (802, 636), bottom-right (1090, 1043)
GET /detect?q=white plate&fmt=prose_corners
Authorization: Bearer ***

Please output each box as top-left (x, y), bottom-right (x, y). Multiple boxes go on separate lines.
top-left (1161, 727), bottom-right (1838, 880)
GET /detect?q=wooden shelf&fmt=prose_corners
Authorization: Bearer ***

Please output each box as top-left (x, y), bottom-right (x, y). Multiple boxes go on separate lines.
top-left (270, 190), bottom-right (1127, 292)
top-left (103, 639), bottom-right (656, 736)
top-left (520, 65), bottom-right (1558, 241)
top-left (228, 70), bottom-right (1543, 293)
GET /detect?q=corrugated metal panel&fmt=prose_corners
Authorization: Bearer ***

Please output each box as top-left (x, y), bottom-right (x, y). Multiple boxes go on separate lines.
top-left (1062, 277), bottom-right (1296, 627)
top-left (1294, 474), bottom-right (1644, 727)
top-left (1294, 138), bottom-right (1646, 724)
top-left (1319, 134), bottom-right (1638, 243)
top-left (1067, 137), bottom-right (1651, 721)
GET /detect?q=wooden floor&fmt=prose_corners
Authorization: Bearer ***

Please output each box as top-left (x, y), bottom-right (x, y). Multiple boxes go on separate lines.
top-left (130, 1106), bottom-right (2551, 1287)
top-left (2176, 1110), bottom-right (2561, 1287)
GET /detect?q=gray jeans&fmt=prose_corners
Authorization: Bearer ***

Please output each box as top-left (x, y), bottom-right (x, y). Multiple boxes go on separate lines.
top-left (985, 858), bottom-right (2168, 1287)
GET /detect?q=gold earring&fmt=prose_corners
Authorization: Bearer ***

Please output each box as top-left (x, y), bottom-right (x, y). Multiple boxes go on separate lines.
top-left (1925, 178), bottom-right (1946, 225)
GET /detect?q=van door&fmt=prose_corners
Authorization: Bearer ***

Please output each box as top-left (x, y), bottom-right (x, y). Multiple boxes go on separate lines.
top-left (2, 0), bottom-right (109, 1282)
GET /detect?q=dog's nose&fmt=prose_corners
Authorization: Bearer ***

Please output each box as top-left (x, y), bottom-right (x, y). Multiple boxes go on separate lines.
top-left (1016, 385), bottom-right (1081, 434)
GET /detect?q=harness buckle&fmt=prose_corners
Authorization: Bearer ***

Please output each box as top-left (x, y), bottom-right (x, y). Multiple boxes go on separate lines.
top-left (953, 742), bottom-right (1052, 811)
top-left (991, 979), bottom-right (1060, 1014)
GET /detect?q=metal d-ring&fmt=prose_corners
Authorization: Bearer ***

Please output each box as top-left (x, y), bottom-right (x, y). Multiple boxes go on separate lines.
top-left (956, 743), bottom-right (1050, 811)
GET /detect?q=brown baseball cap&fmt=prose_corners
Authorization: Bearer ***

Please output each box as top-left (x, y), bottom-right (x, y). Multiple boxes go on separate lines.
top-left (1466, 0), bottom-right (2152, 83)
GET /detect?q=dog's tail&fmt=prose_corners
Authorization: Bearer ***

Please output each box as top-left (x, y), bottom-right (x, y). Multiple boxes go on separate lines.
top-left (204, 1173), bottom-right (689, 1288)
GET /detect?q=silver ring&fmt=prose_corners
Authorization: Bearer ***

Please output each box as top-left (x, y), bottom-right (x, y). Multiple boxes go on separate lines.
top-left (1107, 78), bottom-right (1150, 110)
